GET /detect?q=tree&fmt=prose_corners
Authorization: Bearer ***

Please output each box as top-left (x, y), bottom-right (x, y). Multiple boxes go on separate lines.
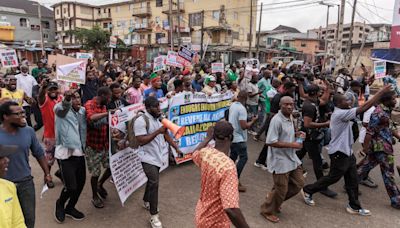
top-left (70, 26), bottom-right (110, 64)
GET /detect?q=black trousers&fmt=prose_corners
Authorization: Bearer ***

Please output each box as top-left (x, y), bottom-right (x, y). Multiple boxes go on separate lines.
top-left (142, 162), bottom-right (160, 215)
top-left (304, 152), bottom-right (362, 210)
top-left (23, 106), bottom-right (33, 127)
top-left (31, 102), bottom-right (43, 130)
top-left (58, 156), bottom-right (86, 210)
top-left (301, 140), bottom-right (324, 180)
top-left (256, 144), bottom-right (268, 166)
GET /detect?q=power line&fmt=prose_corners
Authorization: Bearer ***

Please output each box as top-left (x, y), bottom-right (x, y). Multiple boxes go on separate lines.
top-left (346, 0), bottom-right (372, 24)
top-left (358, 1), bottom-right (393, 11)
top-left (356, 0), bottom-right (391, 23)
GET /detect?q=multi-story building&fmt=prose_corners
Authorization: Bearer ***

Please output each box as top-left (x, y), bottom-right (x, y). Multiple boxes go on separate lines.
top-left (0, 0), bottom-right (55, 45)
top-left (52, 0), bottom-right (257, 62)
top-left (308, 22), bottom-right (391, 55)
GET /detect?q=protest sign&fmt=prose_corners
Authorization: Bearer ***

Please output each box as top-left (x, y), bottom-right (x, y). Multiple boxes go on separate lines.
top-left (211, 63), bottom-right (224, 73)
top-left (153, 55), bottom-right (166, 72)
top-left (57, 61), bottom-right (87, 84)
top-left (178, 46), bottom-right (195, 62)
top-left (166, 51), bottom-right (183, 68)
top-left (110, 36), bottom-right (117, 48)
top-left (109, 103), bottom-right (169, 205)
top-left (374, 61), bottom-right (386, 79)
top-left (0, 49), bottom-right (18, 67)
top-left (168, 91), bottom-right (233, 164)
top-left (76, 52), bottom-right (93, 59)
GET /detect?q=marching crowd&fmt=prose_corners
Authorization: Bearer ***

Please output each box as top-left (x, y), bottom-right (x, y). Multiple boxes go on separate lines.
top-left (0, 56), bottom-right (400, 228)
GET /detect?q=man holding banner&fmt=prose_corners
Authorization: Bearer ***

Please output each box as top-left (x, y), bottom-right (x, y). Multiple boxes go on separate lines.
top-left (134, 97), bottom-right (181, 228)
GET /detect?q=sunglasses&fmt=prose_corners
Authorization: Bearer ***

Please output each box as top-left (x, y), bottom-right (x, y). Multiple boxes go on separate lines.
top-left (9, 111), bottom-right (26, 117)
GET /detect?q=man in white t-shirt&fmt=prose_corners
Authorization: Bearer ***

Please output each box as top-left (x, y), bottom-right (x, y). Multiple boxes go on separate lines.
top-left (15, 65), bottom-right (38, 127)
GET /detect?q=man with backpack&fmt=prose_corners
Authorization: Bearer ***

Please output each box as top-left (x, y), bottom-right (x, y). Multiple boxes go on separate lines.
top-left (133, 96), bottom-right (181, 228)
top-left (336, 68), bottom-right (353, 94)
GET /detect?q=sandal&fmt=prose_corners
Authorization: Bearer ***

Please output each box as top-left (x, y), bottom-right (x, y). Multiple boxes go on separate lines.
top-left (98, 186), bottom-right (108, 200)
top-left (261, 213), bottom-right (280, 223)
top-left (91, 198), bottom-right (104, 208)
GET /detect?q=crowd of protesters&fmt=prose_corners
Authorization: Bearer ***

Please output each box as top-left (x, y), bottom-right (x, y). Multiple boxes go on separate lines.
top-left (1, 54), bottom-right (400, 228)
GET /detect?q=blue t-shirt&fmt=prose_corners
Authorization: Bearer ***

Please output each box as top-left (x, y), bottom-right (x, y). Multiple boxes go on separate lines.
top-left (0, 127), bottom-right (44, 182)
top-left (228, 102), bottom-right (248, 143)
top-left (192, 80), bottom-right (202, 92)
top-left (144, 87), bottom-right (164, 99)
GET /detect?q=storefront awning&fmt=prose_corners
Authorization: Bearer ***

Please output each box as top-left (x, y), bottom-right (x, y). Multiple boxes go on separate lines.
top-left (371, 48), bottom-right (400, 64)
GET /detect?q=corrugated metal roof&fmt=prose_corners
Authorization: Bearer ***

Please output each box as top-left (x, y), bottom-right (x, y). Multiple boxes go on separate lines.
top-left (0, 0), bottom-right (53, 18)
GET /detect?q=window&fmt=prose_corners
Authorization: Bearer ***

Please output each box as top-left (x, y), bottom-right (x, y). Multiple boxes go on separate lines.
top-left (41, 21), bottom-right (50, 29)
top-left (104, 8), bottom-right (107, 13)
top-left (301, 42), bottom-right (306, 47)
top-left (98, 9), bottom-right (101, 14)
top-left (156, 0), bottom-right (163, 7)
top-left (64, 20), bottom-right (68, 27)
top-left (156, 33), bottom-right (165, 41)
top-left (103, 22), bottom-right (108, 28)
top-left (80, 7), bottom-right (92, 15)
top-left (31, 25), bottom-right (40, 30)
top-left (232, 31), bottom-right (239, 39)
top-left (56, 9), bottom-right (60, 15)
top-left (81, 20), bottom-right (93, 27)
top-left (57, 21), bottom-right (62, 28)
top-left (43, 33), bottom-right (49, 39)
top-left (20, 18), bottom-right (29, 27)
top-left (212, 10), bottom-right (220, 20)
top-left (63, 8), bottom-right (66, 14)
top-left (189, 13), bottom-right (202, 27)
top-left (234, 12), bottom-right (238, 20)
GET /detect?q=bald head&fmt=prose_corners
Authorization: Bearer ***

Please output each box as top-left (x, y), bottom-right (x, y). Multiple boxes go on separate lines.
top-left (237, 91), bottom-right (248, 102)
top-left (280, 96), bottom-right (294, 116)
top-left (279, 96), bottom-right (293, 106)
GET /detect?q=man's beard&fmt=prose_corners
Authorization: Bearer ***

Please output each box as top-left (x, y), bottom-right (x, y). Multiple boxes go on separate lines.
top-left (11, 122), bottom-right (26, 128)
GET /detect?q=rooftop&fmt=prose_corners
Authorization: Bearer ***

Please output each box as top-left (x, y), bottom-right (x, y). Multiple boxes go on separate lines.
top-left (0, 0), bottom-right (53, 18)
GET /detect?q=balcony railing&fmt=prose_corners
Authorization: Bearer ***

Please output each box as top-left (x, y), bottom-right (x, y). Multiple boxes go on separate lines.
top-left (132, 23), bottom-right (152, 32)
top-left (132, 7), bottom-right (151, 17)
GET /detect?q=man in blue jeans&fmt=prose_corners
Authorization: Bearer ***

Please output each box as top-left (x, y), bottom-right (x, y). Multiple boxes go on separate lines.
top-left (228, 91), bottom-right (257, 192)
top-left (0, 101), bottom-right (52, 228)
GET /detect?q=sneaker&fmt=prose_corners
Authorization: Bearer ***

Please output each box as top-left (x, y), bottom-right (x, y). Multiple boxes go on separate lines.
top-left (301, 189), bottom-right (315, 206)
top-left (346, 205), bottom-right (371, 216)
top-left (253, 135), bottom-right (261, 141)
top-left (65, 208), bottom-right (85, 221)
top-left (320, 188), bottom-right (338, 198)
top-left (359, 177), bottom-right (378, 188)
top-left (248, 130), bottom-right (257, 136)
top-left (238, 183), bottom-right (247, 193)
top-left (150, 214), bottom-right (162, 228)
top-left (54, 169), bottom-right (64, 183)
top-left (54, 200), bottom-right (65, 223)
top-left (254, 162), bottom-right (268, 170)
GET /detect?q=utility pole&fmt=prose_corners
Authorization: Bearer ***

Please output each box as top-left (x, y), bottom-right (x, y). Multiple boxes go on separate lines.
top-left (345, 0), bottom-right (358, 66)
top-left (248, 0), bottom-right (253, 58)
top-left (256, 2), bottom-right (263, 59)
top-left (176, 0), bottom-right (181, 47)
top-left (336, 0), bottom-right (346, 66)
top-left (320, 2), bottom-right (333, 71)
top-left (350, 21), bottom-right (367, 76)
top-left (169, 0), bottom-right (174, 50)
top-left (200, 10), bottom-right (205, 58)
top-left (37, 1), bottom-right (45, 56)
top-left (335, 5), bottom-right (340, 55)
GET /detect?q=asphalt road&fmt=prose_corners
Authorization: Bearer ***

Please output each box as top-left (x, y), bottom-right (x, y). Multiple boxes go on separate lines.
top-left (31, 130), bottom-right (400, 228)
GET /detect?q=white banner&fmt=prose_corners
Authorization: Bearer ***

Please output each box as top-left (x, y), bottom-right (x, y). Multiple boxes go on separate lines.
top-left (153, 55), bottom-right (166, 72)
top-left (374, 61), bottom-right (386, 79)
top-left (56, 61), bottom-right (87, 84)
top-left (211, 62), bottom-right (224, 73)
top-left (109, 103), bottom-right (169, 205)
top-left (166, 51), bottom-right (183, 68)
top-left (168, 92), bottom-right (232, 164)
top-left (76, 52), bottom-right (93, 59)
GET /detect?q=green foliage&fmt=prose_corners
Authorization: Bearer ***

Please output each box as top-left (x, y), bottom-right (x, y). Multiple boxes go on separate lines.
top-left (70, 26), bottom-right (110, 51)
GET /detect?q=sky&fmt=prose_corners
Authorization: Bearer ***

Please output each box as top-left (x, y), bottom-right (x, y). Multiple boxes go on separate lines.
top-left (38, 0), bottom-right (395, 32)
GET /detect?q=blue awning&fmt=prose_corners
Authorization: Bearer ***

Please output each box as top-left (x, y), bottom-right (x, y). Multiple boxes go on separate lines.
top-left (371, 48), bottom-right (400, 64)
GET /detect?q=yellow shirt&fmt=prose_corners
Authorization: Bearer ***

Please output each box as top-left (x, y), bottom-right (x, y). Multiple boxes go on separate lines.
top-left (1, 88), bottom-right (24, 106)
top-left (0, 179), bottom-right (26, 228)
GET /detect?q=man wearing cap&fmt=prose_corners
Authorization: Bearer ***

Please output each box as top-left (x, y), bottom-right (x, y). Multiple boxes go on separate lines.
top-left (0, 101), bottom-right (52, 228)
top-left (0, 145), bottom-right (26, 228)
top-left (38, 80), bottom-right (63, 186)
top-left (144, 73), bottom-right (164, 99)
top-left (202, 75), bottom-right (217, 96)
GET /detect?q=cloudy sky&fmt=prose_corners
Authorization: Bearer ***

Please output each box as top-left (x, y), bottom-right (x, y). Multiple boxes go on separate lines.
top-left (39, 0), bottom-right (394, 32)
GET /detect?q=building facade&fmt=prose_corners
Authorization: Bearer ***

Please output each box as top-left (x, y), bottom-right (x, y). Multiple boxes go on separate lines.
top-left (0, 0), bottom-right (55, 45)
top-left (52, 0), bottom-right (257, 62)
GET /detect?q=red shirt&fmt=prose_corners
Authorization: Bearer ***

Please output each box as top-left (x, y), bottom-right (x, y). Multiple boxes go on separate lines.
top-left (193, 147), bottom-right (239, 228)
top-left (85, 97), bottom-right (108, 151)
top-left (40, 94), bottom-right (62, 139)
